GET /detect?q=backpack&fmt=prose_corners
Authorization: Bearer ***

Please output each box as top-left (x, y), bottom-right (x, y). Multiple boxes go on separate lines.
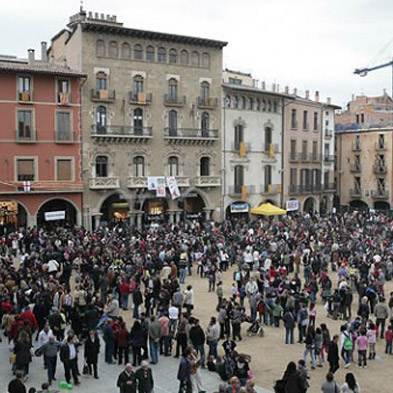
top-left (343, 334), bottom-right (353, 351)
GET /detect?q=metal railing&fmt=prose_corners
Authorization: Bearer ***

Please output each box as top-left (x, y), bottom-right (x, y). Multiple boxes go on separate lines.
top-left (371, 189), bottom-right (389, 199)
top-left (261, 184), bottom-right (281, 194)
top-left (197, 96), bottom-right (218, 108)
top-left (89, 177), bottom-right (120, 189)
top-left (289, 184), bottom-right (323, 194)
top-left (375, 142), bottom-right (386, 151)
top-left (163, 94), bottom-right (186, 106)
top-left (373, 163), bottom-right (387, 174)
top-left (91, 125), bottom-right (153, 137)
top-left (350, 188), bottom-right (362, 197)
top-left (91, 89), bottom-right (116, 101)
top-left (228, 185), bottom-right (255, 195)
top-left (325, 129), bottom-right (333, 138)
top-left (164, 128), bottom-right (218, 139)
top-left (129, 92), bottom-right (152, 104)
top-left (323, 154), bottom-right (335, 162)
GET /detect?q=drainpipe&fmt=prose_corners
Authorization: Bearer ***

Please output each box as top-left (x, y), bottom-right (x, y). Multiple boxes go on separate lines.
top-left (281, 98), bottom-right (285, 208)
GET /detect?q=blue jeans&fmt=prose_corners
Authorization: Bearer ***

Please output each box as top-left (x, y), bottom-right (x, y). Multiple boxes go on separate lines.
top-left (208, 340), bottom-right (218, 358)
top-left (105, 340), bottom-right (114, 363)
top-left (179, 268), bottom-right (186, 284)
top-left (47, 356), bottom-right (57, 383)
top-left (303, 346), bottom-right (316, 368)
top-left (149, 340), bottom-right (159, 364)
top-left (121, 293), bottom-right (129, 309)
top-left (285, 327), bottom-right (294, 344)
top-left (133, 304), bottom-right (140, 319)
top-left (195, 344), bottom-right (205, 367)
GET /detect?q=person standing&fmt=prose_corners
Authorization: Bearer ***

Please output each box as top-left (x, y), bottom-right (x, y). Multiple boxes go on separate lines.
top-left (37, 323), bottom-right (53, 369)
top-left (321, 372), bottom-right (340, 393)
top-left (327, 335), bottom-right (340, 374)
top-left (117, 364), bottom-right (137, 393)
top-left (189, 319), bottom-right (206, 368)
top-left (374, 297), bottom-right (389, 339)
top-left (135, 361), bottom-right (154, 393)
top-left (148, 316), bottom-right (161, 364)
top-left (84, 329), bottom-right (100, 379)
top-left (8, 371), bottom-right (26, 393)
top-left (283, 308), bottom-right (295, 344)
top-left (130, 320), bottom-right (144, 367)
top-left (177, 347), bottom-right (192, 393)
top-left (14, 332), bottom-right (32, 379)
top-left (40, 335), bottom-right (60, 385)
top-left (206, 317), bottom-right (220, 358)
top-left (341, 372), bottom-right (360, 393)
top-left (60, 334), bottom-right (80, 386)
top-left (103, 319), bottom-right (115, 364)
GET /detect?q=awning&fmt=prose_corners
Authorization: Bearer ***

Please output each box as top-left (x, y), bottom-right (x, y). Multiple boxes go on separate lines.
top-left (250, 202), bottom-right (286, 216)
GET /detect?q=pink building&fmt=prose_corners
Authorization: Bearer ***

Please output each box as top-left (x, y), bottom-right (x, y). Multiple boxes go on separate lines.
top-left (0, 44), bottom-right (85, 230)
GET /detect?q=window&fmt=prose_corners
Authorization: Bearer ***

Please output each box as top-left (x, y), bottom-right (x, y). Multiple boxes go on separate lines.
top-left (57, 79), bottom-right (69, 103)
top-left (264, 165), bottom-right (272, 190)
top-left (56, 112), bottom-right (71, 141)
top-left (360, 113), bottom-right (365, 123)
top-left (95, 156), bottom-right (108, 177)
top-left (133, 108), bottom-right (143, 134)
top-left (354, 135), bottom-right (360, 149)
top-left (302, 140), bottom-right (308, 159)
top-left (291, 109), bottom-right (297, 128)
top-left (133, 44), bottom-right (143, 60)
top-left (133, 75), bottom-right (144, 95)
top-left (169, 48), bottom-right (177, 64)
top-left (273, 101), bottom-right (278, 113)
top-left (290, 139), bottom-right (297, 159)
top-left (265, 127), bottom-right (272, 151)
top-left (312, 141), bottom-right (318, 160)
top-left (241, 96), bottom-right (246, 110)
top-left (313, 112), bottom-right (318, 131)
top-left (324, 171), bottom-right (329, 187)
top-left (200, 157), bottom-right (210, 176)
top-left (18, 76), bottom-right (31, 93)
top-left (180, 50), bottom-right (189, 65)
top-left (225, 95), bottom-right (231, 108)
top-left (234, 125), bottom-right (244, 150)
top-left (96, 72), bottom-right (107, 90)
top-left (168, 110), bottom-right (177, 136)
top-left (133, 156), bottom-right (145, 177)
top-left (233, 96), bottom-right (239, 109)
top-left (168, 156), bottom-right (179, 176)
top-left (378, 134), bottom-right (385, 148)
top-left (200, 81), bottom-right (210, 100)
top-left (17, 110), bottom-right (33, 139)
top-left (191, 51), bottom-right (200, 66)
top-left (96, 40), bottom-right (105, 57)
top-left (228, 77), bottom-right (242, 85)
top-left (354, 176), bottom-right (361, 191)
top-left (56, 159), bottom-right (72, 181)
top-left (158, 47), bottom-right (167, 63)
top-left (324, 143), bottom-right (329, 157)
top-left (168, 78), bottom-right (178, 100)
top-left (201, 112), bottom-right (209, 136)
top-left (377, 177), bottom-right (385, 192)
top-left (267, 100), bottom-right (272, 112)
top-left (256, 99), bottom-right (261, 111)
top-left (96, 106), bottom-right (107, 132)
top-left (303, 110), bottom-right (308, 129)
top-left (121, 42), bottom-right (131, 58)
top-left (356, 114), bottom-right (360, 124)
top-left (262, 99), bottom-right (266, 111)
top-left (146, 46), bottom-right (155, 62)
top-left (248, 97), bottom-right (254, 111)
top-left (290, 168), bottom-right (297, 186)
top-left (202, 52), bottom-right (210, 67)
top-left (234, 165), bottom-right (244, 193)
top-left (108, 41), bottom-right (119, 57)
top-left (16, 158), bottom-right (35, 181)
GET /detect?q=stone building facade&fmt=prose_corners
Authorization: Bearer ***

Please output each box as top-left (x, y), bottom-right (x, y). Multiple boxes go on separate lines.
top-left (49, 9), bottom-right (226, 228)
top-left (222, 70), bottom-right (290, 217)
top-left (336, 127), bottom-right (393, 210)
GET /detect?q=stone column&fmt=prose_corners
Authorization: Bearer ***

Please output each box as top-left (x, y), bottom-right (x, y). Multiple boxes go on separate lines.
top-left (204, 209), bottom-right (212, 221)
top-left (136, 213), bottom-right (143, 229)
top-left (129, 213), bottom-right (135, 227)
top-left (94, 215), bottom-right (101, 229)
top-left (175, 211), bottom-right (181, 223)
top-left (27, 214), bottom-right (37, 228)
top-left (168, 212), bottom-right (174, 224)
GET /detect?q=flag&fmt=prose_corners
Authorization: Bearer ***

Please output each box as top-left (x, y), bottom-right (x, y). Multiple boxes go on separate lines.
top-left (23, 181), bottom-right (31, 192)
top-left (241, 185), bottom-right (248, 201)
top-left (166, 176), bottom-right (181, 200)
top-left (239, 141), bottom-right (246, 157)
top-left (268, 143), bottom-right (275, 158)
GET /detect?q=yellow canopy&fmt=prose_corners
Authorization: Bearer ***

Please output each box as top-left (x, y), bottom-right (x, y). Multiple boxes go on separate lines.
top-left (250, 202), bottom-right (286, 216)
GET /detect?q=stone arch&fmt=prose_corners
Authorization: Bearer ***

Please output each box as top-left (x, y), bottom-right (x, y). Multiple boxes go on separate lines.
top-left (36, 197), bottom-right (81, 226)
top-left (303, 196), bottom-right (317, 213)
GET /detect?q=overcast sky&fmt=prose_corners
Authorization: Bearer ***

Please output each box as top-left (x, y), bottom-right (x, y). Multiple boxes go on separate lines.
top-left (2, 0), bottom-right (393, 107)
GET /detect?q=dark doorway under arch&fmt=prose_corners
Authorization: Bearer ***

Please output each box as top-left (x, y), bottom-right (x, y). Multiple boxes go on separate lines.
top-left (100, 194), bottom-right (130, 224)
top-left (37, 199), bottom-right (77, 227)
top-left (374, 201), bottom-right (390, 210)
top-left (303, 197), bottom-right (315, 213)
top-left (349, 200), bottom-right (368, 210)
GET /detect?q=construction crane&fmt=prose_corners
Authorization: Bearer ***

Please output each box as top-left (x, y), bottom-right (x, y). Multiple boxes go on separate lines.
top-left (354, 59), bottom-right (393, 77)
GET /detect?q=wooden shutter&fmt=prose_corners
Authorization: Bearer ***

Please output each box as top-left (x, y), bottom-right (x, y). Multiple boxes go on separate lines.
top-left (57, 159), bottom-right (72, 181)
top-left (17, 159), bottom-right (34, 180)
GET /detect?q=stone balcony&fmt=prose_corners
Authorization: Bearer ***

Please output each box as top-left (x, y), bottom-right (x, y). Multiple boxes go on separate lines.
top-left (164, 128), bottom-right (218, 145)
top-left (194, 176), bottom-right (221, 187)
top-left (371, 189), bottom-right (389, 200)
top-left (261, 184), bottom-right (281, 194)
top-left (197, 96), bottom-right (218, 109)
top-left (89, 177), bottom-right (120, 190)
top-left (127, 176), bottom-right (190, 189)
top-left (91, 125), bottom-right (152, 143)
top-left (91, 88), bottom-right (116, 103)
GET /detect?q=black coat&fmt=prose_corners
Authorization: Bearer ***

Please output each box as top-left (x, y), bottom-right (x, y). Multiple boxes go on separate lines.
top-left (117, 370), bottom-right (137, 393)
top-left (8, 379), bottom-right (26, 393)
top-left (136, 367), bottom-right (154, 393)
top-left (327, 341), bottom-right (339, 364)
top-left (84, 334), bottom-right (100, 364)
top-left (14, 341), bottom-right (32, 367)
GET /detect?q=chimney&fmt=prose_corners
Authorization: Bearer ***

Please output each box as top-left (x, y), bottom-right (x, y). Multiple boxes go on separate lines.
top-left (285, 86), bottom-right (289, 94)
top-left (293, 88), bottom-right (297, 95)
top-left (41, 41), bottom-right (48, 62)
top-left (327, 97), bottom-right (331, 105)
top-left (88, 11), bottom-right (93, 18)
top-left (305, 90), bottom-right (310, 99)
top-left (27, 49), bottom-right (35, 64)
top-left (94, 12), bottom-right (99, 19)
top-left (262, 81), bottom-right (266, 90)
top-left (272, 83), bottom-right (276, 92)
top-left (100, 13), bottom-right (105, 20)
top-left (351, 94), bottom-right (355, 101)
top-left (315, 91), bottom-right (320, 102)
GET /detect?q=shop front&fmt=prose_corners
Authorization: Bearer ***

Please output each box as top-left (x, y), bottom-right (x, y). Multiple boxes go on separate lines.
top-left (225, 201), bottom-right (250, 220)
top-left (0, 200), bottom-right (27, 233)
top-left (142, 198), bottom-right (169, 225)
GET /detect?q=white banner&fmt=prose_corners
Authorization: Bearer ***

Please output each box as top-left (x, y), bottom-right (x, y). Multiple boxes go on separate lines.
top-left (45, 211), bottom-right (65, 221)
top-left (147, 177), bottom-right (158, 190)
top-left (155, 177), bottom-right (166, 197)
top-left (166, 176), bottom-right (181, 200)
top-left (286, 199), bottom-right (299, 211)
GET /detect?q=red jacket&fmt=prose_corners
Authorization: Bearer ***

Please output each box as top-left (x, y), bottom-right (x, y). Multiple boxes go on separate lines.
top-left (20, 309), bottom-right (38, 330)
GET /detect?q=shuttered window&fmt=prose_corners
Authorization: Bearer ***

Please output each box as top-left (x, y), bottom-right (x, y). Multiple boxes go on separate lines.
top-left (17, 159), bottom-right (35, 181)
top-left (17, 110), bottom-right (32, 139)
top-left (56, 159), bottom-right (72, 181)
top-left (56, 112), bottom-right (71, 141)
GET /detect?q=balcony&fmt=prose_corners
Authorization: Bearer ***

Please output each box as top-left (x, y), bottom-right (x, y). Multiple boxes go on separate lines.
top-left (375, 142), bottom-right (386, 151)
top-left (89, 177), bottom-right (120, 190)
top-left (324, 154), bottom-right (335, 163)
top-left (350, 163), bottom-right (361, 173)
top-left (263, 143), bottom-right (279, 158)
top-left (55, 131), bottom-right (77, 144)
top-left (194, 176), bottom-right (221, 187)
top-left (18, 91), bottom-right (32, 103)
top-left (290, 120), bottom-right (298, 130)
top-left (323, 182), bottom-right (336, 192)
top-left (373, 163), bottom-right (387, 175)
top-left (127, 177), bottom-right (148, 189)
top-left (352, 142), bottom-right (361, 152)
top-left (350, 188), bottom-right (362, 198)
top-left (91, 125), bottom-right (152, 143)
top-left (164, 128), bottom-right (218, 145)
top-left (163, 94), bottom-right (186, 107)
top-left (231, 142), bottom-right (251, 156)
top-left (325, 129), bottom-right (333, 139)
top-left (197, 96), bottom-right (218, 109)
top-left (261, 184), bottom-right (281, 194)
top-left (57, 92), bottom-right (70, 106)
top-left (16, 130), bottom-right (36, 143)
top-left (289, 184), bottom-right (322, 195)
top-left (129, 92), bottom-right (152, 105)
top-left (91, 89), bottom-right (116, 103)
top-left (228, 185), bottom-right (255, 197)
top-left (371, 189), bottom-right (389, 199)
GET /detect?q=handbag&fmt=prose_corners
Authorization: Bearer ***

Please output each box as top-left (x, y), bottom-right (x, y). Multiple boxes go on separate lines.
top-left (82, 363), bottom-right (89, 375)
top-left (9, 353), bottom-right (16, 365)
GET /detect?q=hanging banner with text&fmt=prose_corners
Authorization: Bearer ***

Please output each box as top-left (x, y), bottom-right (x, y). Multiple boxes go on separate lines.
top-left (155, 177), bottom-right (166, 197)
top-left (44, 211), bottom-right (65, 221)
top-left (286, 199), bottom-right (299, 211)
top-left (166, 176), bottom-right (181, 200)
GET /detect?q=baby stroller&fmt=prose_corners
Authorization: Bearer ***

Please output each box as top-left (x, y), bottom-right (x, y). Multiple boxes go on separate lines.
top-left (246, 319), bottom-right (264, 337)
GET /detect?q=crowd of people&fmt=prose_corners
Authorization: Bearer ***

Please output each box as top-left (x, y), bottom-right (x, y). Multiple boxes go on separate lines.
top-left (0, 211), bottom-right (393, 393)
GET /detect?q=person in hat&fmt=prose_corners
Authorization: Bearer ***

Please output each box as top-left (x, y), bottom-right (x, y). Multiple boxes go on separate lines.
top-left (135, 361), bottom-right (154, 393)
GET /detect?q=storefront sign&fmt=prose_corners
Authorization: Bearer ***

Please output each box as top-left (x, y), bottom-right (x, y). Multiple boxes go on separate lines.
top-left (44, 211), bottom-right (65, 221)
top-left (166, 176), bottom-right (181, 200)
top-left (286, 199), bottom-right (299, 211)
top-left (230, 202), bottom-right (249, 213)
top-left (155, 177), bottom-right (166, 197)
